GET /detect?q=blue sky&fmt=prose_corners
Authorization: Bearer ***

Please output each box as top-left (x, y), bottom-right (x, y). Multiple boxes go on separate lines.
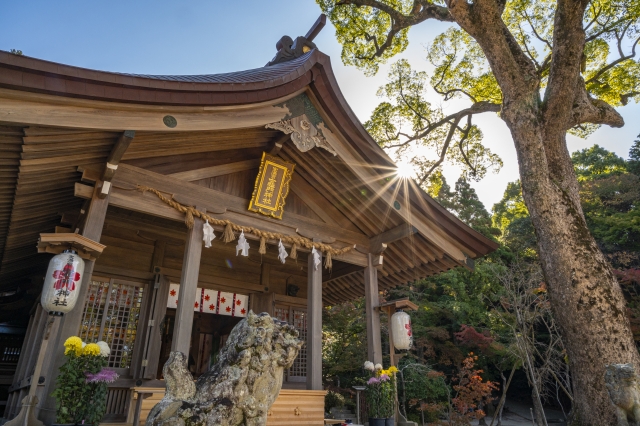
top-left (1, 0), bottom-right (638, 208)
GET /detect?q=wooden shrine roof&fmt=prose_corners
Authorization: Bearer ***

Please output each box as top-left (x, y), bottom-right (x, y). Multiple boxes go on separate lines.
top-left (0, 47), bottom-right (498, 310)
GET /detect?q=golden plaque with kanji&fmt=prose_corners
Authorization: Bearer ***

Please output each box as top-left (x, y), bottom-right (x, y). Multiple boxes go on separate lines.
top-left (248, 153), bottom-right (295, 220)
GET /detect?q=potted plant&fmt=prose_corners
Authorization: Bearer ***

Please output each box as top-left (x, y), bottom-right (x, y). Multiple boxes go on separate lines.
top-left (363, 361), bottom-right (398, 426)
top-left (52, 336), bottom-right (117, 425)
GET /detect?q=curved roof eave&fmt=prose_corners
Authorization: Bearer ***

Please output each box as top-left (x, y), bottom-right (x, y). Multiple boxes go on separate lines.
top-left (0, 48), bottom-right (499, 258)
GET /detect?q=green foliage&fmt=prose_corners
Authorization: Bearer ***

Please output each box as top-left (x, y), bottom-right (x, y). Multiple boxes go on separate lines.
top-left (427, 28), bottom-right (502, 104)
top-left (571, 144), bottom-right (627, 180)
top-left (325, 390), bottom-right (346, 411)
top-left (436, 177), bottom-right (500, 238)
top-left (9, 49), bottom-right (23, 55)
top-left (364, 368), bottom-right (397, 418)
top-left (316, 0), bottom-right (410, 76)
top-left (322, 300), bottom-right (367, 386)
top-left (629, 134), bottom-right (640, 175)
top-left (492, 142), bottom-right (640, 267)
top-left (317, 0), bottom-right (640, 185)
top-left (53, 351), bottom-right (108, 425)
top-left (491, 181), bottom-right (538, 258)
top-left (363, 59), bottom-right (503, 185)
top-left (399, 358), bottom-right (449, 404)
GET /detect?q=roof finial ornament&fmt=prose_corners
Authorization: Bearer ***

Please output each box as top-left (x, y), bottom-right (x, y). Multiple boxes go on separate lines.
top-left (266, 14), bottom-right (326, 67)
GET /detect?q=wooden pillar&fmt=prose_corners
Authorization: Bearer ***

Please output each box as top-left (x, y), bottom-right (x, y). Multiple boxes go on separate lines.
top-left (171, 214), bottom-right (204, 356)
top-left (39, 182), bottom-right (110, 425)
top-left (132, 240), bottom-right (168, 379)
top-left (141, 274), bottom-right (171, 379)
top-left (306, 251), bottom-right (322, 391)
top-left (364, 254), bottom-right (382, 365)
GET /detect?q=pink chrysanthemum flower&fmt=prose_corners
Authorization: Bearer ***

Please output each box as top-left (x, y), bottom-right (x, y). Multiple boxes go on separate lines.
top-left (86, 368), bottom-right (119, 384)
top-left (367, 377), bottom-right (380, 385)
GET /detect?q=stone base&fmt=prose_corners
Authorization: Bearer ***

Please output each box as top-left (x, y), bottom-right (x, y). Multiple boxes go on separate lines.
top-left (4, 395), bottom-right (44, 426)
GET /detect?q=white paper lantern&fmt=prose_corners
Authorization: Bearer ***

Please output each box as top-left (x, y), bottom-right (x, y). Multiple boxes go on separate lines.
top-left (391, 310), bottom-right (413, 350)
top-left (41, 250), bottom-right (85, 314)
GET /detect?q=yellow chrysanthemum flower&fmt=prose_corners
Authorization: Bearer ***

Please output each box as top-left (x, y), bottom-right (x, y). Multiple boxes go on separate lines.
top-left (83, 343), bottom-right (101, 356)
top-left (388, 366), bottom-right (398, 374)
top-left (64, 336), bottom-right (83, 355)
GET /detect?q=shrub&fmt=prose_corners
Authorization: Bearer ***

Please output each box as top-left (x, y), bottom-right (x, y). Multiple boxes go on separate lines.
top-left (52, 337), bottom-right (116, 424)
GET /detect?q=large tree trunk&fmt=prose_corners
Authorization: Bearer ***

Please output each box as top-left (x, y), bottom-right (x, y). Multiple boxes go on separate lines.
top-left (500, 93), bottom-right (640, 425)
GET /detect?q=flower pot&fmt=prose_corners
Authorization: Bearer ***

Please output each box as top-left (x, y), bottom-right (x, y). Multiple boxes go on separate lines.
top-left (385, 418), bottom-right (394, 426)
top-left (368, 418), bottom-right (387, 426)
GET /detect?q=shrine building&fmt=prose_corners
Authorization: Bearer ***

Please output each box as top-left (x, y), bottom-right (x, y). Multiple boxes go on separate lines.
top-left (0, 17), bottom-right (497, 426)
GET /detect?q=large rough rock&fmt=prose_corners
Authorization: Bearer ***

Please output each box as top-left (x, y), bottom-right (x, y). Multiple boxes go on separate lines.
top-left (605, 363), bottom-right (640, 426)
top-left (146, 311), bottom-right (303, 426)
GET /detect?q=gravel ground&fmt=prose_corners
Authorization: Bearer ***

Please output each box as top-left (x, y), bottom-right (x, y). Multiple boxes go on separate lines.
top-left (471, 400), bottom-right (568, 426)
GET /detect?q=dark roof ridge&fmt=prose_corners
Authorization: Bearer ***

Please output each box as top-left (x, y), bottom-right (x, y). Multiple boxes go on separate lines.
top-left (0, 49), bottom-right (316, 95)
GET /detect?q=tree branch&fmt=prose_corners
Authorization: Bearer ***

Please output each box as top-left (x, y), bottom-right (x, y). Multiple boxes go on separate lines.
top-left (543, 0), bottom-right (591, 134)
top-left (418, 115), bottom-right (463, 186)
top-left (382, 101), bottom-right (500, 149)
top-left (571, 77), bottom-right (624, 128)
top-left (585, 36), bottom-right (639, 86)
top-left (336, 0), bottom-right (453, 60)
top-left (457, 115), bottom-right (477, 176)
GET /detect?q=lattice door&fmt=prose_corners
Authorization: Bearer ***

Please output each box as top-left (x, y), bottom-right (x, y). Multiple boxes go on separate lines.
top-left (79, 278), bottom-right (146, 370)
top-left (289, 309), bottom-right (307, 382)
top-left (274, 305), bottom-right (307, 382)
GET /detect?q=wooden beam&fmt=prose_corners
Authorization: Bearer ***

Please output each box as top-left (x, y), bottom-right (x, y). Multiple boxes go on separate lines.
top-left (268, 133), bottom-right (289, 156)
top-left (99, 131), bottom-right (135, 198)
top-left (322, 263), bottom-right (362, 284)
top-left (369, 224), bottom-right (417, 254)
top-left (158, 267), bottom-right (265, 294)
top-left (364, 253), bottom-right (382, 365)
top-left (0, 88), bottom-right (297, 132)
top-left (104, 131), bottom-right (135, 181)
top-left (305, 14), bottom-right (327, 41)
top-left (76, 165), bottom-right (370, 266)
top-left (307, 251), bottom-right (323, 391)
top-left (168, 159), bottom-right (260, 182)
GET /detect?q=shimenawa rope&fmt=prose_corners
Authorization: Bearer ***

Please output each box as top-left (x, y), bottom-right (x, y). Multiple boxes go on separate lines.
top-left (137, 185), bottom-right (352, 269)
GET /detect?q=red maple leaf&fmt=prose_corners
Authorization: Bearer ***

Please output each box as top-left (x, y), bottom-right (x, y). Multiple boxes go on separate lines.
top-left (170, 289), bottom-right (176, 297)
top-left (241, 308), bottom-right (246, 314)
top-left (226, 306), bottom-right (231, 312)
top-left (194, 301), bottom-right (199, 308)
top-left (204, 294), bottom-right (210, 301)
top-left (236, 299), bottom-right (242, 305)
top-left (209, 304), bottom-right (215, 311)
top-left (220, 297), bottom-right (226, 303)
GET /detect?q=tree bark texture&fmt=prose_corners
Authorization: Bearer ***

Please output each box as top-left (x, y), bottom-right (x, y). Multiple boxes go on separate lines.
top-left (507, 112), bottom-right (639, 425)
top-left (442, 1), bottom-right (640, 424)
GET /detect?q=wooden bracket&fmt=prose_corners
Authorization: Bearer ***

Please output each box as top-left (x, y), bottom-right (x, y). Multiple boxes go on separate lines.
top-left (99, 130), bottom-right (135, 198)
top-left (268, 133), bottom-right (290, 156)
top-left (37, 233), bottom-right (106, 261)
top-left (369, 224), bottom-right (417, 254)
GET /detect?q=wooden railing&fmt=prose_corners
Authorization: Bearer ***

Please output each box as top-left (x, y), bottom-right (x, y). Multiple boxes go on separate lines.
top-left (103, 387), bottom-right (132, 423)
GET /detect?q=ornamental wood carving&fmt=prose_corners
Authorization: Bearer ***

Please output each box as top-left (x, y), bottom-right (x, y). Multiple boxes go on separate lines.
top-left (267, 93), bottom-right (338, 156)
